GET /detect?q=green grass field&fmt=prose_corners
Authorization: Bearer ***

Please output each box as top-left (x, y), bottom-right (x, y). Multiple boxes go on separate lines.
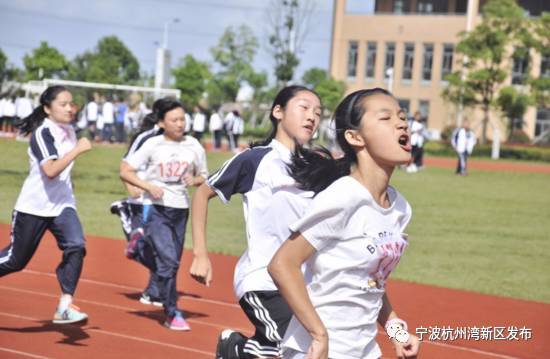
top-left (0, 138), bottom-right (549, 303)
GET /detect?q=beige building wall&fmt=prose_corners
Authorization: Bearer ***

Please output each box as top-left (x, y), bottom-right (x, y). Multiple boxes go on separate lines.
top-left (329, 0), bottom-right (544, 141)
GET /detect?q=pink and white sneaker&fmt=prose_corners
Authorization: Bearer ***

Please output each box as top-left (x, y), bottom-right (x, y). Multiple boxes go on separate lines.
top-left (164, 311), bottom-right (191, 331)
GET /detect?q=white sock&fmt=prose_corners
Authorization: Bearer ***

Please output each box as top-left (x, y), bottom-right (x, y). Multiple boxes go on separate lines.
top-left (58, 294), bottom-right (73, 312)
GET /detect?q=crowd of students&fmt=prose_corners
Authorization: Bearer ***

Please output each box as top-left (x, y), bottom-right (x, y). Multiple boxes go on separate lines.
top-left (0, 84), bottom-right (425, 359)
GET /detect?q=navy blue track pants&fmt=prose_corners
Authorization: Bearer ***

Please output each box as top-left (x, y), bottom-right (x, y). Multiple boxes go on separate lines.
top-left (0, 207), bottom-right (86, 295)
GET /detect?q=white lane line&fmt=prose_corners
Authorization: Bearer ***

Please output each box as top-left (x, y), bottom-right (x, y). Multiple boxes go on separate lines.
top-left (0, 285), bottom-right (250, 333)
top-left (423, 340), bottom-right (520, 359)
top-left (0, 311), bottom-right (212, 357)
top-left (0, 347), bottom-right (53, 359)
top-left (22, 269), bottom-right (240, 309)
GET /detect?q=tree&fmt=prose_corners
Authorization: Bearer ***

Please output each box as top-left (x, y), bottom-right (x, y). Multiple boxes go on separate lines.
top-left (496, 86), bottom-right (532, 140)
top-left (267, 0), bottom-right (315, 86)
top-left (209, 25), bottom-right (259, 103)
top-left (69, 36), bottom-right (140, 84)
top-left (528, 13), bottom-right (550, 108)
top-left (23, 41), bottom-right (68, 81)
top-left (441, 0), bottom-right (529, 144)
top-left (172, 54), bottom-right (211, 108)
top-left (302, 68), bottom-right (345, 113)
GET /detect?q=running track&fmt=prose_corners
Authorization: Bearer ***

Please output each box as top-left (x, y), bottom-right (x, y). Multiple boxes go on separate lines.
top-left (0, 225), bottom-right (548, 359)
top-left (1, 156), bottom-right (549, 358)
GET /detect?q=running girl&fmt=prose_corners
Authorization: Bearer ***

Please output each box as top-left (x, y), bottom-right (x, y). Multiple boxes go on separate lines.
top-left (110, 100), bottom-right (165, 307)
top-left (0, 85), bottom-right (92, 324)
top-left (119, 98), bottom-right (207, 331)
top-left (189, 85), bottom-right (322, 358)
top-left (269, 88), bottom-right (421, 359)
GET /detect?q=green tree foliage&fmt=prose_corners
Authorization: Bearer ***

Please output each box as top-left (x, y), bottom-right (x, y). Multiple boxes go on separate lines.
top-left (441, 0), bottom-right (529, 144)
top-left (528, 13), bottom-right (550, 107)
top-left (68, 36), bottom-right (139, 84)
top-left (0, 49), bottom-right (7, 85)
top-left (172, 54), bottom-right (211, 108)
top-left (302, 67), bottom-right (345, 113)
top-left (496, 86), bottom-right (532, 140)
top-left (267, 0), bottom-right (315, 86)
top-left (209, 25), bottom-right (259, 103)
top-left (23, 41), bottom-right (68, 81)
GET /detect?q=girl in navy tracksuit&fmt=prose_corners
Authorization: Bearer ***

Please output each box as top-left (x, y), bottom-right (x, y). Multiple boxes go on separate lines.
top-left (120, 98), bottom-right (208, 331)
top-left (0, 85), bottom-right (92, 324)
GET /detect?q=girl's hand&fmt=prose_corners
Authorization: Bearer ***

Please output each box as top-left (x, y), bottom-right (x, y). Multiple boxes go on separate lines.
top-left (189, 254), bottom-right (212, 287)
top-left (181, 173), bottom-right (195, 187)
top-left (392, 333), bottom-right (420, 359)
top-left (306, 332), bottom-right (328, 359)
top-left (75, 138), bottom-right (92, 154)
top-left (146, 184), bottom-right (164, 200)
top-left (127, 185), bottom-right (144, 199)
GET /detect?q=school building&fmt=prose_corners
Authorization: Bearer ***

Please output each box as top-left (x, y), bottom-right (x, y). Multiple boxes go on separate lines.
top-left (329, 0), bottom-right (549, 142)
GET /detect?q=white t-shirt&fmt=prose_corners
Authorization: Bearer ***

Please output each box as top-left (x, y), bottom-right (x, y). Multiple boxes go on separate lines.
top-left (2, 99), bottom-right (15, 117)
top-left (410, 120), bottom-right (424, 147)
top-left (102, 101), bottom-right (115, 124)
top-left (86, 101), bottom-right (98, 122)
top-left (15, 97), bottom-right (33, 119)
top-left (232, 116), bottom-right (244, 135)
top-left (192, 112), bottom-right (206, 132)
top-left (282, 176), bottom-right (412, 359)
top-left (209, 113), bottom-right (223, 132)
top-left (207, 139), bottom-right (313, 299)
top-left (15, 118), bottom-right (78, 217)
top-left (125, 135), bottom-right (208, 209)
top-left (452, 128), bottom-right (477, 154)
top-left (184, 113), bottom-right (192, 134)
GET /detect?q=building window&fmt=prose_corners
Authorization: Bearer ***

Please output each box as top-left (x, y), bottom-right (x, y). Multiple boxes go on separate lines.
top-left (384, 42), bottom-right (396, 79)
top-left (535, 107), bottom-right (550, 137)
top-left (417, 1), bottom-right (434, 13)
top-left (512, 48), bottom-right (529, 85)
top-left (365, 42), bottom-right (377, 79)
top-left (422, 43), bottom-right (434, 81)
top-left (393, 0), bottom-right (406, 14)
top-left (441, 44), bottom-right (454, 80)
top-left (540, 54), bottom-right (550, 78)
top-left (398, 98), bottom-right (410, 116)
top-left (418, 100), bottom-right (430, 125)
top-left (347, 41), bottom-right (359, 78)
top-left (402, 43), bottom-right (415, 81)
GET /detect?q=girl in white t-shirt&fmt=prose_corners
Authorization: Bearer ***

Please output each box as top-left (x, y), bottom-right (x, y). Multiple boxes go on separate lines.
top-left (120, 98), bottom-right (208, 331)
top-left (190, 85), bottom-right (322, 358)
top-left (269, 88), bottom-right (421, 359)
top-left (0, 86), bottom-right (92, 324)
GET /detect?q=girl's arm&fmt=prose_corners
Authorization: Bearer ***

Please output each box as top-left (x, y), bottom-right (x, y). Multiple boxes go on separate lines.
top-left (119, 161), bottom-right (163, 200)
top-left (378, 293), bottom-right (420, 358)
top-left (268, 233), bottom-right (328, 359)
top-left (182, 174), bottom-right (206, 187)
top-left (189, 183), bottom-right (217, 286)
top-left (124, 182), bottom-right (143, 199)
top-left (41, 138), bottom-right (92, 179)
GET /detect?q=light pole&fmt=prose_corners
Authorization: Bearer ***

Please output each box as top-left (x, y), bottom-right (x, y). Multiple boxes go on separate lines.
top-left (155, 18), bottom-right (179, 94)
top-left (162, 18), bottom-right (180, 49)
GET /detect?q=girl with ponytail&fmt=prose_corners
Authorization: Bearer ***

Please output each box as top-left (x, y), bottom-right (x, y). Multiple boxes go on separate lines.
top-left (190, 85), bottom-right (323, 358)
top-left (269, 88), bottom-right (421, 359)
top-left (110, 98), bottom-right (166, 308)
top-left (1, 86), bottom-right (92, 324)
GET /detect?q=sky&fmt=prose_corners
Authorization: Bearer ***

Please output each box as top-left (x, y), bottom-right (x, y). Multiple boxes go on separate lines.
top-left (0, 0), bottom-right (334, 85)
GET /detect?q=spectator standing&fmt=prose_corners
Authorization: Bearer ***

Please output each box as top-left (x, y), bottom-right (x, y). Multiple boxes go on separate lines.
top-left (451, 119), bottom-right (477, 176)
top-left (192, 106), bottom-right (206, 142)
top-left (209, 107), bottom-right (223, 151)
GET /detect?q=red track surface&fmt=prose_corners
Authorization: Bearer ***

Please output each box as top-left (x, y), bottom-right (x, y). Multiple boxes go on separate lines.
top-left (0, 225), bottom-right (548, 359)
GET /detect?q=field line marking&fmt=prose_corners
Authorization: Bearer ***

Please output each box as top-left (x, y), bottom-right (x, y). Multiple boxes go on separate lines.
top-left (0, 311), bottom-right (212, 357)
top-left (22, 269), bottom-right (240, 309)
top-left (0, 347), bottom-right (53, 359)
top-left (0, 285), bottom-right (250, 333)
top-left (422, 340), bottom-right (520, 359)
